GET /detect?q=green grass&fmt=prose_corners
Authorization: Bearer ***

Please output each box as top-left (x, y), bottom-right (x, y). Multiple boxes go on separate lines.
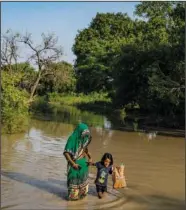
top-left (48, 92), bottom-right (111, 106)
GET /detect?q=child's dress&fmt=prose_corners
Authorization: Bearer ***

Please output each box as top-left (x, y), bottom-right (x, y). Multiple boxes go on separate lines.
top-left (112, 163), bottom-right (127, 189)
top-left (94, 162), bottom-right (113, 193)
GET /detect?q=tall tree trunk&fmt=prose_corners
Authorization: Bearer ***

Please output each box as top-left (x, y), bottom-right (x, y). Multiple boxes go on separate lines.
top-left (29, 72), bottom-right (41, 101)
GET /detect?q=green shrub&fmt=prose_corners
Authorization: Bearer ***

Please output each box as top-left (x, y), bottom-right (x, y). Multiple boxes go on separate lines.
top-left (48, 92), bottom-right (111, 106)
top-left (1, 71), bottom-right (29, 133)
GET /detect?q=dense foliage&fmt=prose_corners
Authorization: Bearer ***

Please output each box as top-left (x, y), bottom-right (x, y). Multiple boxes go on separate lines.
top-left (73, 12), bottom-right (135, 93)
top-left (73, 2), bottom-right (185, 125)
top-left (37, 62), bottom-right (76, 95)
top-left (1, 71), bottom-right (29, 133)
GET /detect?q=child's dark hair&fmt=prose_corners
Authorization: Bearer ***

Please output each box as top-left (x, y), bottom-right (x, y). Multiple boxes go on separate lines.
top-left (101, 153), bottom-right (113, 166)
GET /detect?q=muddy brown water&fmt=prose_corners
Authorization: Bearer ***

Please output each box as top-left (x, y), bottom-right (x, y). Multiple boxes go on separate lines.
top-left (1, 109), bottom-right (185, 210)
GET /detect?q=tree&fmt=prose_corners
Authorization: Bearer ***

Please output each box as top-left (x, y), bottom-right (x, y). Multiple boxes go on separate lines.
top-left (1, 70), bottom-right (29, 133)
top-left (19, 33), bottom-right (63, 101)
top-left (73, 12), bottom-right (135, 93)
top-left (1, 62), bottom-right (37, 93)
top-left (134, 2), bottom-right (175, 49)
top-left (37, 61), bottom-right (76, 95)
top-left (1, 31), bottom-right (63, 101)
top-left (1, 30), bottom-right (20, 72)
top-left (113, 44), bottom-right (184, 114)
top-left (112, 2), bottom-right (184, 125)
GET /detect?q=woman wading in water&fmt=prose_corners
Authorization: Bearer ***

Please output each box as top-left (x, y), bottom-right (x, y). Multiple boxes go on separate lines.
top-left (63, 123), bottom-right (92, 201)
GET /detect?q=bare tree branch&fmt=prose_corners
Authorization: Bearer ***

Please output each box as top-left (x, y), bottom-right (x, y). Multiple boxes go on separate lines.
top-left (1, 29), bottom-right (20, 72)
top-left (18, 32), bottom-right (63, 100)
top-left (1, 30), bottom-right (63, 101)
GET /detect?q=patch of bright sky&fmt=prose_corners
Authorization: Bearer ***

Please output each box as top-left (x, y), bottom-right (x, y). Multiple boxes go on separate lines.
top-left (2, 2), bottom-right (138, 65)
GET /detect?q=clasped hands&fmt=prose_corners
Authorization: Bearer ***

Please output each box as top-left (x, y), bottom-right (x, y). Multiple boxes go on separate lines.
top-left (72, 158), bottom-right (93, 169)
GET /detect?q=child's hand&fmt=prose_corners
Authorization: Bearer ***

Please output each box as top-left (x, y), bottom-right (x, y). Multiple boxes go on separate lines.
top-left (112, 165), bottom-right (116, 172)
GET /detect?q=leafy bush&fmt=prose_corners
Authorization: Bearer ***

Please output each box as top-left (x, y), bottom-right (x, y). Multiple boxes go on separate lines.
top-left (1, 71), bottom-right (29, 133)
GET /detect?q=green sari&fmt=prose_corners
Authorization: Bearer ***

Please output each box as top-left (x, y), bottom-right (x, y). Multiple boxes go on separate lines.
top-left (64, 123), bottom-right (91, 200)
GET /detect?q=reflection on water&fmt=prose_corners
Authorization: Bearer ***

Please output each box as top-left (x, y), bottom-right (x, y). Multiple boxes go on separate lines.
top-left (34, 105), bottom-right (106, 128)
top-left (33, 105), bottom-right (184, 138)
top-left (1, 107), bottom-right (185, 210)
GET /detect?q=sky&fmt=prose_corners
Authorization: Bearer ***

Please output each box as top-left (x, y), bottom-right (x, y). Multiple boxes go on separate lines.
top-left (2, 2), bottom-right (138, 65)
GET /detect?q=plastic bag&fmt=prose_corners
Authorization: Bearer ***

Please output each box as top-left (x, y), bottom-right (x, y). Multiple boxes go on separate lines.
top-left (112, 163), bottom-right (127, 189)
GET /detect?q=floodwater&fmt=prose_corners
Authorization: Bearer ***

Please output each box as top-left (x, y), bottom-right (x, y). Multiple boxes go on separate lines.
top-left (1, 106), bottom-right (185, 210)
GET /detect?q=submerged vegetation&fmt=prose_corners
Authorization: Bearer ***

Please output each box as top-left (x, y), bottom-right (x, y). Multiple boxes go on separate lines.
top-left (1, 2), bottom-right (185, 133)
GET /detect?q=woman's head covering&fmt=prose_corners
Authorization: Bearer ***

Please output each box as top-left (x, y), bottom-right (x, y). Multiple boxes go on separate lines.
top-left (64, 123), bottom-right (91, 159)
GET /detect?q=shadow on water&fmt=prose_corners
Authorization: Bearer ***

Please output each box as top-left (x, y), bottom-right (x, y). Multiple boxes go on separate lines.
top-left (1, 171), bottom-right (98, 200)
top-left (146, 195), bottom-right (185, 210)
top-left (1, 171), bottom-right (67, 200)
top-left (123, 192), bottom-right (185, 210)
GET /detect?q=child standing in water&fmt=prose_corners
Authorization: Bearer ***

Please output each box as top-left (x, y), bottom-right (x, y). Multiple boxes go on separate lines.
top-left (88, 153), bottom-right (113, 199)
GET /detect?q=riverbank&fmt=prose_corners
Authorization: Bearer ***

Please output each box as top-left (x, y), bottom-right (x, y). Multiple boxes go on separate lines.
top-left (48, 92), bottom-right (111, 106)
top-left (30, 95), bottom-right (185, 138)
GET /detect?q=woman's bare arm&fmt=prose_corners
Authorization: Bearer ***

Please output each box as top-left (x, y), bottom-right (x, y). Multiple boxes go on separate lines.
top-left (87, 162), bottom-right (96, 166)
top-left (84, 148), bottom-right (92, 161)
top-left (63, 152), bottom-right (76, 167)
top-left (87, 152), bottom-right (92, 160)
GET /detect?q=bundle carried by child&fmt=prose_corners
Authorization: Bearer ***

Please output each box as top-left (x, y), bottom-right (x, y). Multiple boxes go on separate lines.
top-left (112, 163), bottom-right (127, 189)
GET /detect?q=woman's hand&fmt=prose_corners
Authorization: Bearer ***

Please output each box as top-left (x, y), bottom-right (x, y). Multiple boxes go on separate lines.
top-left (87, 161), bottom-right (95, 166)
top-left (72, 163), bottom-right (80, 169)
top-left (88, 157), bottom-right (93, 165)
